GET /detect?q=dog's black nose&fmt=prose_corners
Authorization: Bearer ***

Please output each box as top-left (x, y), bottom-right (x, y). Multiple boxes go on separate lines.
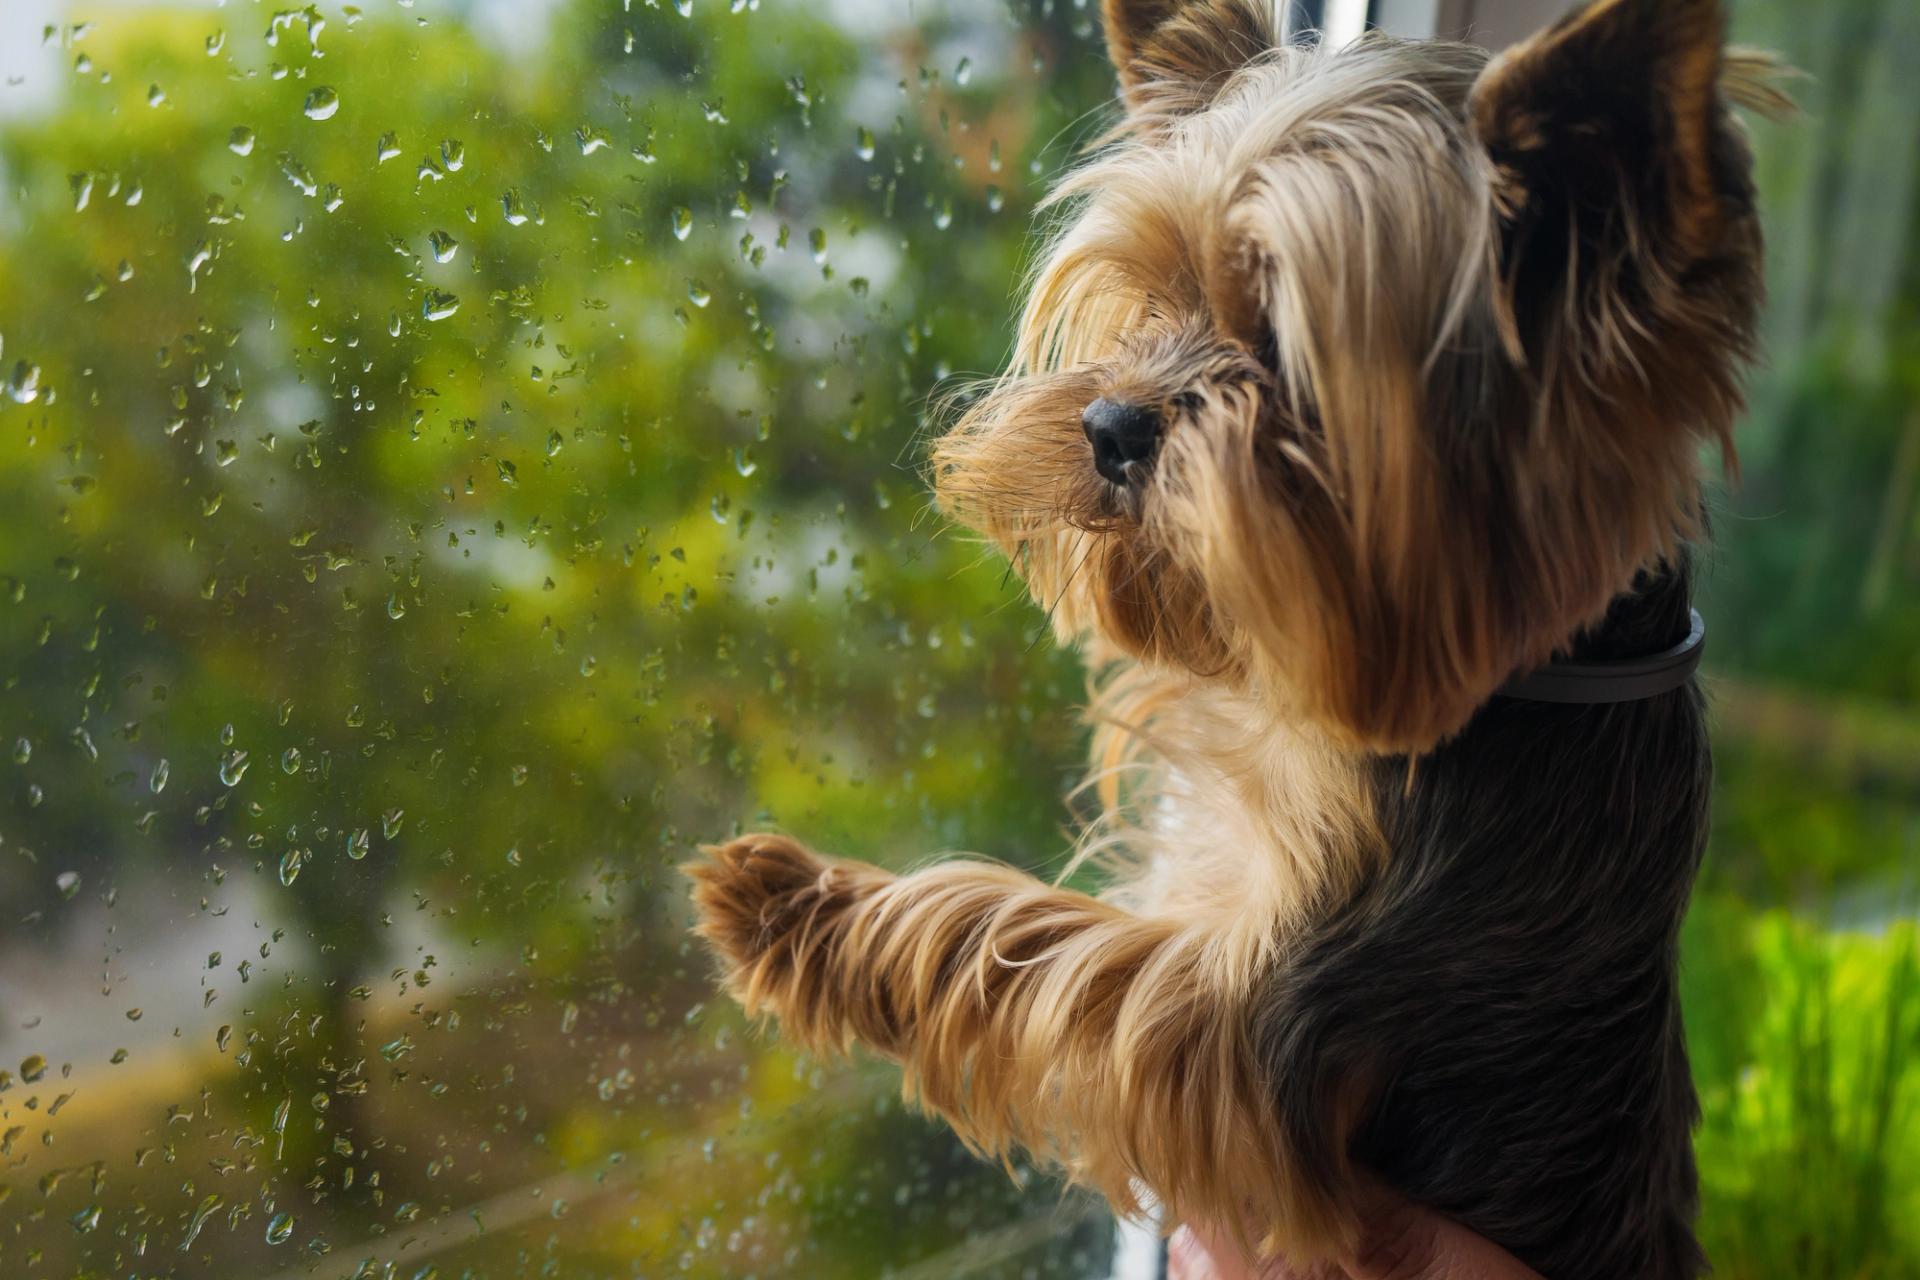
top-left (1081, 397), bottom-right (1161, 486)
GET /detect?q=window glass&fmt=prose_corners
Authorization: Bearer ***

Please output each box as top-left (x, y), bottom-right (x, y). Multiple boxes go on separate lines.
top-left (0, 1), bottom-right (1116, 1275)
top-left (1691, 1), bottom-right (1920, 1272)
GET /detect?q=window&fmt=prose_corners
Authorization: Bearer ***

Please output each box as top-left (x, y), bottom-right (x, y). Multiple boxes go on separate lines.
top-left (0, 2), bottom-right (1116, 1275)
top-left (1, 2), bottom-right (1915, 1278)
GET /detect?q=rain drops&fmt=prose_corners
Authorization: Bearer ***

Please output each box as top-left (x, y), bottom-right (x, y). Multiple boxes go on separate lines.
top-left (421, 289), bottom-right (460, 322)
top-left (6, 361), bottom-right (42, 405)
top-left (302, 85), bottom-right (340, 121)
top-left (428, 229), bottom-right (458, 263)
top-left (670, 206), bottom-right (693, 242)
top-left (227, 126), bottom-right (255, 156)
top-left (219, 749), bottom-right (250, 787)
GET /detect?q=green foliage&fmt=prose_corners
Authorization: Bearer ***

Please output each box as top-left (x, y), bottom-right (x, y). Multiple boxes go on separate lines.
top-left (1688, 908), bottom-right (1920, 1278)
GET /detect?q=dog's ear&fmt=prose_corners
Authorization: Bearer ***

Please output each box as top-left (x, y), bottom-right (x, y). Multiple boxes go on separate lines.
top-left (1468, 0), bottom-right (1738, 356)
top-left (1102, 0), bottom-right (1277, 116)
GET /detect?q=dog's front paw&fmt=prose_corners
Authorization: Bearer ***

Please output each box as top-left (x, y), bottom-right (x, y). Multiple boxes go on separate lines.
top-left (684, 832), bottom-right (835, 972)
top-left (686, 834), bottom-right (902, 1047)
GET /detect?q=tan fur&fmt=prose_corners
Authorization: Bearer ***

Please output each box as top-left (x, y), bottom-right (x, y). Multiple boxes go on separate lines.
top-left (690, 0), bottom-right (1782, 1265)
top-left (689, 819), bottom-right (1361, 1255)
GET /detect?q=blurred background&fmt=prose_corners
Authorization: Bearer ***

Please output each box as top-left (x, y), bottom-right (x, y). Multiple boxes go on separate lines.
top-left (0, 0), bottom-right (1914, 1276)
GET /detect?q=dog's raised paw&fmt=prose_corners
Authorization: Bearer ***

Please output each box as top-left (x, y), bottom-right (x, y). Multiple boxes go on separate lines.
top-left (684, 833), bottom-right (835, 969)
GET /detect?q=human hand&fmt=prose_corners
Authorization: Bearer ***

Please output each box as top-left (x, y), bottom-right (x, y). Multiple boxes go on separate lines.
top-left (1167, 1186), bottom-right (1546, 1280)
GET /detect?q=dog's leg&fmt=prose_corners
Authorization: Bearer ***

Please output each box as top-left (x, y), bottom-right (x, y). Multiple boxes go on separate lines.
top-left (686, 832), bottom-right (1356, 1258)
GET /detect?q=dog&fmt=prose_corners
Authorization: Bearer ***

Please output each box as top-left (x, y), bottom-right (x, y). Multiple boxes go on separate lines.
top-left (687, 2), bottom-right (1789, 1275)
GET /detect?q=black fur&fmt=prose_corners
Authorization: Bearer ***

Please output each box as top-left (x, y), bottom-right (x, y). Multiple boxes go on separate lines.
top-left (1256, 559), bottom-right (1711, 1279)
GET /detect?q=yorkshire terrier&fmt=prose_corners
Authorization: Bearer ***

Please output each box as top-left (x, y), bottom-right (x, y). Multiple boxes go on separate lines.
top-left (688, 1), bottom-right (1789, 1275)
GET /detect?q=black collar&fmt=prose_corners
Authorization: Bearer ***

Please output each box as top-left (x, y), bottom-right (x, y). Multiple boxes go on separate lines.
top-left (1496, 610), bottom-right (1706, 704)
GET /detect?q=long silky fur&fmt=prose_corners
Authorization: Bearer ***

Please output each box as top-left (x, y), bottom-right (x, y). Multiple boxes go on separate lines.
top-left (690, 1), bottom-right (1784, 1274)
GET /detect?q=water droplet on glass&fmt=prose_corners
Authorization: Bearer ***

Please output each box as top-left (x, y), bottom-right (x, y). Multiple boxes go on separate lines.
top-left (71, 1204), bottom-right (102, 1234)
top-left (732, 446), bottom-right (756, 476)
top-left (674, 0), bottom-right (692, 16)
top-left (956, 56), bottom-right (973, 85)
top-left (11, 738), bottom-right (29, 764)
top-left (219, 749), bottom-right (249, 787)
top-left (428, 229), bottom-right (458, 263)
top-left (278, 847), bottom-right (305, 886)
top-left (441, 138), bottom-right (465, 171)
top-left (501, 188), bottom-right (530, 226)
top-left (216, 1024), bottom-right (233, 1052)
top-left (70, 172), bottom-right (94, 211)
top-left (7, 362), bottom-right (42, 404)
top-left (545, 430), bottom-right (564, 458)
top-left (386, 592), bottom-right (406, 619)
top-left (55, 871), bottom-right (81, 900)
top-left (376, 131), bottom-right (401, 163)
top-left (808, 227), bottom-right (827, 264)
top-left (855, 126), bottom-right (876, 161)
top-left (182, 1194), bottom-right (223, 1247)
top-left (21, 1054), bottom-right (47, 1082)
top-left (148, 84), bottom-right (167, 108)
top-left (150, 758), bottom-right (169, 792)
top-left (686, 279), bottom-right (711, 308)
top-left (278, 153), bottom-right (318, 197)
top-left (421, 290), bottom-right (459, 322)
top-left (347, 828), bottom-right (369, 860)
top-left (302, 86), bottom-right (340, 120)
top-left (265, 1212), bottom-right (294, 1245)
top-left (670, 206), bottom-right (693, 241)
top-left (186, 241), bottom-right (213, 291)
top-left (228, 126), bottom-right (255, 156)
top-left (280, 746), bottom-right (301, 774)
top-left (560, 1002), bottom-right (579, 1034)
top-left (381, 807), bottom-right (405, 838)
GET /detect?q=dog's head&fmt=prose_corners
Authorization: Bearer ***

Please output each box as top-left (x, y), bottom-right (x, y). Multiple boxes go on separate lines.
top-left (935, 0), bottom-right (1783, 751)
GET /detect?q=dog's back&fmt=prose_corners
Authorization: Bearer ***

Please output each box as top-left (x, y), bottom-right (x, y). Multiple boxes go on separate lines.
top-left (1257, 563), bottom-right (1711, 1278)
